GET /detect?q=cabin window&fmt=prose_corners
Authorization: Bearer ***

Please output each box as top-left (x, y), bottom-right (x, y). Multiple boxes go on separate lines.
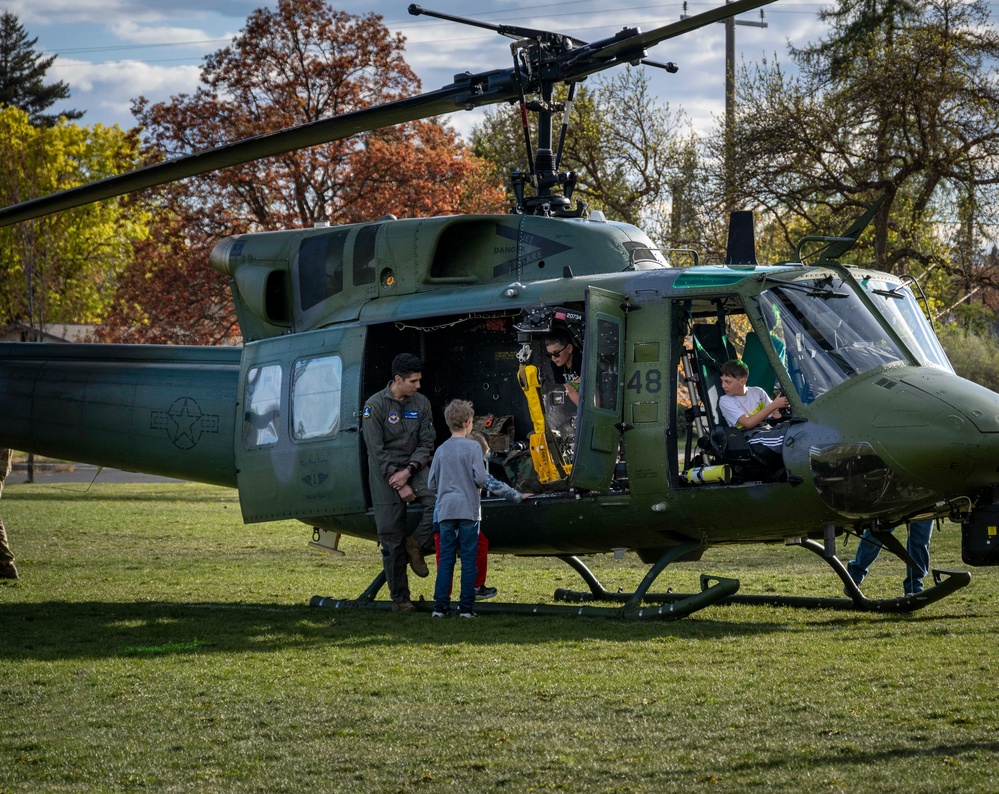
top-left (291, 355), bottom-right (343, 440)
top-left (353, 224), bottom-right (378, 286)
top-left (594, 316), bottom-right (621, 411)
top-left (297, 230), bottom-right (347, 311)
top-left (622, 241), bottom-right (668, 270)
top-left (244, 364), bottom-right (283, 447)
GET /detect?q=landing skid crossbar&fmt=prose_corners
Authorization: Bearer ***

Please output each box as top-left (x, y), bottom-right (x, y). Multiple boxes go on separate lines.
top-left (553, 538), bottom-right (971, 613)
top-left (310, 541), bottom-right (739, 620)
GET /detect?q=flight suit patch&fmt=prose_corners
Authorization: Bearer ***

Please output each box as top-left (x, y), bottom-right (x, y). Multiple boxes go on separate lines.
top-left (404, 410), bottom-right (418, 420)
top-left (362, 404), bottom-right (372, 419)
top-left (388, 410), bottom-right (400, 424)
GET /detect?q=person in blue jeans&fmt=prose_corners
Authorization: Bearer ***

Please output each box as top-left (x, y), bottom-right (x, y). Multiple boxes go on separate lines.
top-left (428, 399), bottom-right (487, 618)
top-left (846, 519), bottom-right (934, 596)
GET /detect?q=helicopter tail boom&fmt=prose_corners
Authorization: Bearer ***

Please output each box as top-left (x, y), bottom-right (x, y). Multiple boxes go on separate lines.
top-left (0, 342), bottom-right (240, 487)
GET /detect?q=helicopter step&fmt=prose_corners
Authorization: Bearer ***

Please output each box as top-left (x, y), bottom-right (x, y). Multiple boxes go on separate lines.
top-left (310, 541), bottom-right (741, 620)
top-left (554, 538), bottom-right (972, 613)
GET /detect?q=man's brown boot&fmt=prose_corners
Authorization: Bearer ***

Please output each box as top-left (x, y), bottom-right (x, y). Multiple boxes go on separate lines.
top-left (405, 536), bottom-right (429, 578)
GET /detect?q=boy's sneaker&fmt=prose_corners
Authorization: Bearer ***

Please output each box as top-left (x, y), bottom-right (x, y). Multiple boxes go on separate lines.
top-left (432, 607), bottom-right (450, 618)
top-left (458, 609), bottom-right (478, 619)
top-left (474, 585), bottom-right (497, 600)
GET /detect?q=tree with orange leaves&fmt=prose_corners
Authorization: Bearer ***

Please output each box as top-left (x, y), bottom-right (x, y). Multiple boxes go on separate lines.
top-left (98, 0), bottom-right (503, 344)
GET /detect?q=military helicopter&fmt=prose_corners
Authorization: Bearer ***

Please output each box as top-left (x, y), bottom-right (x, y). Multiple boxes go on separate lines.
top-left (2, 1), bottom-right (998, 620)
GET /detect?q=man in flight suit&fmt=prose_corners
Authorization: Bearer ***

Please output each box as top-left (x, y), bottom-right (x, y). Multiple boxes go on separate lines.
top-left (362, 354), bottom-right (436, 613)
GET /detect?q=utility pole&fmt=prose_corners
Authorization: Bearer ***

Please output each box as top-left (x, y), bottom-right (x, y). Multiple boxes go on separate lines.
top-left (682, 0), bottom-right (767, 212)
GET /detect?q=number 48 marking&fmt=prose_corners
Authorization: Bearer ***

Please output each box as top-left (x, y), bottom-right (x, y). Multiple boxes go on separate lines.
top-left (626, 369), bottom-right (662, 394)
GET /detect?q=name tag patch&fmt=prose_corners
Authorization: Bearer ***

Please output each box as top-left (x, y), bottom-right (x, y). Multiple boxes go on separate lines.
top-left (404, 410), bottom-right (419, 420)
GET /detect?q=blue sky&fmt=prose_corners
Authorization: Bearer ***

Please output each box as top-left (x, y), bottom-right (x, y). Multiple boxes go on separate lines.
top-left (10, 0), bottom-right (831, 140)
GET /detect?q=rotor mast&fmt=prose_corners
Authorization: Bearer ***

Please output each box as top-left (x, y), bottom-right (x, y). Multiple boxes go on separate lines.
top-left (410, 4), bottom-right (585, 217)
top-left (410, 5), bottom-right (687, 217)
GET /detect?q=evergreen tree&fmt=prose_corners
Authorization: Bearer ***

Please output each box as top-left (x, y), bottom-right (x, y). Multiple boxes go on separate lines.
top-left (0, 11), bottom-right (82, 126)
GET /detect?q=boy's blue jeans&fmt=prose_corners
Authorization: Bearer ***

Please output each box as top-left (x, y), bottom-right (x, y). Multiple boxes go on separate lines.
top-left (847, 520), bottom-right (933, 595)
top-left (434, 519), bottom-right (479, 612)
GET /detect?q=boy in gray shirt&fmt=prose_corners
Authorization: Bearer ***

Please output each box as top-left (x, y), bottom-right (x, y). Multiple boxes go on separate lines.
top-left (428, 399), bottom-right (487, 617)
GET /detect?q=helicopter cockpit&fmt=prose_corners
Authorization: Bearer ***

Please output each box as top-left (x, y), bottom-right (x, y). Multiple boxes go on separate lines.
top-left (674, 268), bottom-right (951, 488)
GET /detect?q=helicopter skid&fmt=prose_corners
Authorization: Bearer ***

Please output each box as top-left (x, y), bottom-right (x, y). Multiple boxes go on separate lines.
top-left (555, 539), bottom-right (971, 614)
top-left (310, 539), bottom-right (969, 619)
top-left (555, 569), bottom-right (970, 613)
top-left (310, 542), bottom-right (740, 620)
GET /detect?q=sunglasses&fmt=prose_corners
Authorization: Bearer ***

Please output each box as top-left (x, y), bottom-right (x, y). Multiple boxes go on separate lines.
top-left (548, 346), bottom-right (568, 358)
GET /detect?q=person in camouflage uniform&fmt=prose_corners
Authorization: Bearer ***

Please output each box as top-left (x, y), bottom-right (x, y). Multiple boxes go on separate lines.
top-left (361, 354), bottom-right (436, 612)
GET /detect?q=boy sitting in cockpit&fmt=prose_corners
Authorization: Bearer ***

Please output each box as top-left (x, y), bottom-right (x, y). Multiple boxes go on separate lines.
top-left (718, 360), bottom-right (790, 470)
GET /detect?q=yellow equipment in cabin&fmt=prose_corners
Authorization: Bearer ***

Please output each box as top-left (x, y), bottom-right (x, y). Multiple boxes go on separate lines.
top-left (518, 363), bottom-right (572, 484)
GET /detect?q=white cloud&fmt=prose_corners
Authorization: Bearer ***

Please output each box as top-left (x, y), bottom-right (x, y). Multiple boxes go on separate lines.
top-left (9, 0), bottom-right (174, 26)
top-left (56, 58), bottom-right (203, 128)
top-left (109, 20), bottom-right (229, 48)
top-left (20, 0), bottom-right (830, 142)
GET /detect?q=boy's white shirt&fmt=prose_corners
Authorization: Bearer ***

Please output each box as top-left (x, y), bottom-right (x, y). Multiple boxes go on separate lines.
top-left (719, 386), bottom-right (771, 429)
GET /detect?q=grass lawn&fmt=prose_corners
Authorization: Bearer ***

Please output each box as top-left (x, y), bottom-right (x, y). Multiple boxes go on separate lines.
top-left (2, 481), bottom-right (998, 793)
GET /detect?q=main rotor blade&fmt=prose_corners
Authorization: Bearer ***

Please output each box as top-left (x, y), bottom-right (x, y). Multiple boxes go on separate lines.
top-left (631, 0), bottom-right (776, 51)
top-left (0, 87), bottom-right (467, 228)
top-left (0, 0), bottom-right (778, 228)
top-left (561, 0), bottom-right (777, 74)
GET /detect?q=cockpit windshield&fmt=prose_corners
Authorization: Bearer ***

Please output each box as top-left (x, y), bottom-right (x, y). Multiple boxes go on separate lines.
top-left (859, 277), bottom-right (953, 372)
top-left (758, 276), bottom-right (907, 404)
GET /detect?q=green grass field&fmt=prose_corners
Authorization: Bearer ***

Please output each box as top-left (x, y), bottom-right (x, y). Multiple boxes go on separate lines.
top-left (2, 481), bottom-right (999, 793)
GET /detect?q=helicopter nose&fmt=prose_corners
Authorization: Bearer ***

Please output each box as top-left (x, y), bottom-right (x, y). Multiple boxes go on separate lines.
top-left (806, 368), bottom-right (999, 520)
top-left (870, 369), bottom-right (999, 493)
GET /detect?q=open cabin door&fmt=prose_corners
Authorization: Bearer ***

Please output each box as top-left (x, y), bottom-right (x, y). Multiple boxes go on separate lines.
top-left (569, 286), bottom-right (627, 491)
top-left (235, 327), bottom-right (365, 523)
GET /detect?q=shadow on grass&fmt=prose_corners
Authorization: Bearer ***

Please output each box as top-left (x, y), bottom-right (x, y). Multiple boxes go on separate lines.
top-left (725, 739), bottom-right (999, 774)
top-left (0, 599), bottom-right (815, 660)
